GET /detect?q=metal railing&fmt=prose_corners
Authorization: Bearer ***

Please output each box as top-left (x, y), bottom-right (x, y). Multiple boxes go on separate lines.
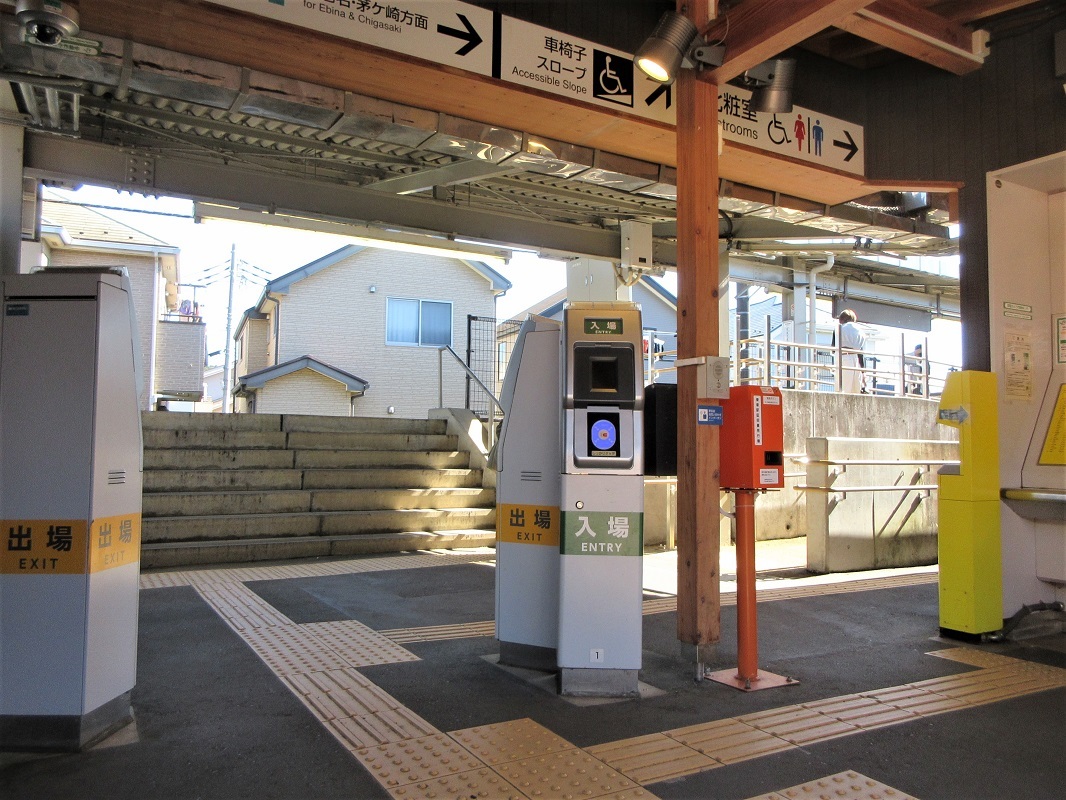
top-left (438, 345), bottom-right (504, 448)
top-left (794, 454), bottom-right (959, 498)
top-left (645, 329), bottom-right (956, 398)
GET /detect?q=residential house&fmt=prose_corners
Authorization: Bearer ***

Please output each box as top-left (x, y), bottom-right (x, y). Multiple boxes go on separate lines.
top-left (26, 195), bottom-right (205, 411)
top-left (232, 244), bottom-right (511, 417)
top-left (500, 276), bottom-right (681, 384)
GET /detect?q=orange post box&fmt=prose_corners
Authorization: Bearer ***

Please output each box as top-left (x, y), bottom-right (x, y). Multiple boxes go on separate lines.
top-left (719, 386), bottom-right (784, 491)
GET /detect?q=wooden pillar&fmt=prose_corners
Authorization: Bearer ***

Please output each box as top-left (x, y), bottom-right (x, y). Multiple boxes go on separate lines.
top-left (675, 0), bottom-right (721, 647)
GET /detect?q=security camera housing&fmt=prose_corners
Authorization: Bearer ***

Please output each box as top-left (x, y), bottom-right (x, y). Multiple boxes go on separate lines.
top-left (15, 0), bottom-right (80, 47)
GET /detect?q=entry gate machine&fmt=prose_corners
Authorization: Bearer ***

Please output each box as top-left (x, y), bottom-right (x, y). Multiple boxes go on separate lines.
top-left (495, 301), bottom-right (645, 696)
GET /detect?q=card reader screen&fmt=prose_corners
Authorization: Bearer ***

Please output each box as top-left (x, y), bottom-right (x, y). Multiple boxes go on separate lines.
top-left (589, 357), bottom-right (618, 392)
top-left (587, 411), bottom-right (620, 457)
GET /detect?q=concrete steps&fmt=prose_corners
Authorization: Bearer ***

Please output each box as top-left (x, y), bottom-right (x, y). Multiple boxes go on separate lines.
top-left (140, 412), bottom-right (495, 568)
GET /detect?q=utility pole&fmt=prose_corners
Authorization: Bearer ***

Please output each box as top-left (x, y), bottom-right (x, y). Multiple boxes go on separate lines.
top-left (200, 244), bottom-right (270, 414)
top-left (223, 244), bottom-right (237, 412)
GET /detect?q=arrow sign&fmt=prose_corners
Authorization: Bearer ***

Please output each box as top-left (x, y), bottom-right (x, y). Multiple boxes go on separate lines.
top-left (438, 13), bottom-right (483, 56)
top-left (645, 83), bottom-right (672, 110)
top-left (833, 129), bottom-right (859, 162)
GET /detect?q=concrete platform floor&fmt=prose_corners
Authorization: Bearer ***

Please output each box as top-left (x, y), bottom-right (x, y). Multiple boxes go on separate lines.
top-left (3, 539), bottom-right (1064, 800)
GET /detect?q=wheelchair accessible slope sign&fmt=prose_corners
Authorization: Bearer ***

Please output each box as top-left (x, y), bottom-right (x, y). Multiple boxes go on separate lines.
top-left (205, 1), bottom-right (862, 174)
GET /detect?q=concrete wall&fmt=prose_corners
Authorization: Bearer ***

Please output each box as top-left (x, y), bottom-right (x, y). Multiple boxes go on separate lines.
top-left (756, 390), bottom-right (958, 540)
top-left (805, 437), bottom-right (957, 573)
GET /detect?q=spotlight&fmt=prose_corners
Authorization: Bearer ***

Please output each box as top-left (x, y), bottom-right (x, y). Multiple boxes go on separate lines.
top-left (745, 58), bottom-right (796, 114)
top-left (635, 11), bottom-right (725, 85)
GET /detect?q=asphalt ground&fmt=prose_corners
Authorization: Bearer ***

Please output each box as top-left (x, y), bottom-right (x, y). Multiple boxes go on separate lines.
top-left (2, 550), bottom-right (1064, 800)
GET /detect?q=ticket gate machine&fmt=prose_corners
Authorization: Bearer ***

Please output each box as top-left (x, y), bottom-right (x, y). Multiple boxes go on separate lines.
top-left (493, 315), bottom-right (562, 670)
top-left (0, 269), bottom-right (143, 750)
top-left (494, 302), bottom-right (645, 696)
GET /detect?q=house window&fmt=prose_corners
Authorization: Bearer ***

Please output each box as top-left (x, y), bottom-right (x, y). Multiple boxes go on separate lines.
top-left (386, 298), bottom-right (452, 347)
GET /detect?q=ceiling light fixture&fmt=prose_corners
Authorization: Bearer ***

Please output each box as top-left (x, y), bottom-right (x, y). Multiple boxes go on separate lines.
top-left (635, 11), bottom-right (725, 85)
top-left (743, 58), bottom-right (797, 114)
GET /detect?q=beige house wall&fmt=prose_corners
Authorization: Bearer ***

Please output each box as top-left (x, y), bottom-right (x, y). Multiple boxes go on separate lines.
top-left (254, 369), bottom-right (351, 416)
top-left (272, 248), bottom-right (497, 419)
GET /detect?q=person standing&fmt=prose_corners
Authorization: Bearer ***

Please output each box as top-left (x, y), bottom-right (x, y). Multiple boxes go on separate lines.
top-left (838, 309), bottom-right (866, 393)
top-left (907, 343), bottom-right (924, 395)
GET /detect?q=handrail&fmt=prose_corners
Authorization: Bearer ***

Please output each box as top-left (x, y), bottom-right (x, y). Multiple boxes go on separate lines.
top-left (796, 484), bottom-right (938, 494)
top-left (437, 345), bottom-right (504, 417)
top-left (796, 458), bottom-right (960, 467)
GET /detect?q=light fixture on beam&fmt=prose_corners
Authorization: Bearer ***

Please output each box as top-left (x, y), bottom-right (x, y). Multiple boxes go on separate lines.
top-left (635, 11), bottom-right (725, 85)
top-left (744, 58), bottom-right (797, 114)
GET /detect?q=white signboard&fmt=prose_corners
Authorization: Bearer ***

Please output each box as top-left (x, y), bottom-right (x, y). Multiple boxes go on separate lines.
top-left (203, 0), bottom-right (494, 76)
top-left (717, 85), bottom-right (864, 174)
top-left (204, 0), bottom-right (865, 175)
top-left (498, 16), bottom-right (675, 125)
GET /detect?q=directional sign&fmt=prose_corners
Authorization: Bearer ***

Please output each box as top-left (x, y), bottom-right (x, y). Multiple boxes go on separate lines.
top-left (498, 16), bottom-right (674, 125)
top-left (717, 85), bottom-right (864, 175)
top-left (203, 0), bottom-right (494, 76)
top-left (205, 0), bottom-right (864, 175)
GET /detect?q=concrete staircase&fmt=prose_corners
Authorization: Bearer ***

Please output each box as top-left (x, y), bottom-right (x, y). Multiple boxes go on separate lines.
top-left (140, 412), bottom-right (496, 568)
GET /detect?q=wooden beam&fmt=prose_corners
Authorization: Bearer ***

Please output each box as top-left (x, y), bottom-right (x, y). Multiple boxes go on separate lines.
top-left (837, 0), bottom-right (989, 74)
top-left (675, 0), bottom-right (722, 649)
top-left (702, 0), bottom-right (877, 84)
top-left (930, 0), bottom-right (1037, 23)
top-left (71, 1), bottom-right (877, 206)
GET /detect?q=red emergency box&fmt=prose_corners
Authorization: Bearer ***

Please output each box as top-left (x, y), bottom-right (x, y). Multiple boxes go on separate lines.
top-left (719, 386), bottom-right (784, 490)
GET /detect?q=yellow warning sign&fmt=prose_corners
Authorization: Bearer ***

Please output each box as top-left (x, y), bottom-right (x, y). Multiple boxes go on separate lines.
top-left (497, 504), bottom-right (560, 546)
top-left (1038, 383), bottom-right (1066, 466)
top-left (88, 514), bottom-right (142, 573)
top-left (0, 520), bottom-right (88, 574)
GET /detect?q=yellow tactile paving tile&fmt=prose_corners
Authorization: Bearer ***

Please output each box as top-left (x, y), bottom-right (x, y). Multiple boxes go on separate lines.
top-left (738, 706), bottom-right (859, 746)
top-left (388, 767), bottom-right (527, 800)
top-left (450, 719), bottom-right (576, 766)
top-left (302, 620), bottom-right (421, 667)
top-left (744, 770), bottom-right (919, 800)
top-left (925, 647), bottom-right (1022, 668)
top-left (382, 620), bottom-right (497, 644)
top-left (586, 733), bottom-right (721, 785)
top-left (667, 718), bottom-right (795, 765)
top-left (239, 622), bottom-right (353, 675)
top-left (140, 571), bottom-right (191, 589)
top-left (491, 748), bottom-right (644, 800)
top-left (196, 583), bottom-right (294, 631)
top-left (354, 733), bottom-right (487, 789)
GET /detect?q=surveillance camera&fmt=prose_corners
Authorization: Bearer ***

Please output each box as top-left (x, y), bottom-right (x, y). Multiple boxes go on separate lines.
top-left (16, 0), bottom-right (80, 47)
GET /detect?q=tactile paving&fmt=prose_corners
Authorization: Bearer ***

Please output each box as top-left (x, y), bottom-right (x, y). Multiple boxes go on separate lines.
top-left (139, 571), bottom-right (191, 589)
top-left (239, 622), bottom-right (351, 675)
top-left (354, 733), bottom-right (485, 788)
top-left (450, 719), bottom-right (576, 766)
top-left (667, 718), bottom-right (794, 765)
top-left (302, 620), bottom-right (421, 667)
top-left (586, 733), bottom-right (720, 785)
top-left (329, 707), bottom-right (439, 750)
top-left (743, 770), bottom-right (919, 800)
top-left (196, 583), bottom-right (293, 631)
top-left (491, 748), bottom-right (640, 799)
top-left (382, 620), bottom-right (497, 644)
top-left (925, 647), bottom-right (1021, 668)
top-left (387, 767), bottom-right (526, 800)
